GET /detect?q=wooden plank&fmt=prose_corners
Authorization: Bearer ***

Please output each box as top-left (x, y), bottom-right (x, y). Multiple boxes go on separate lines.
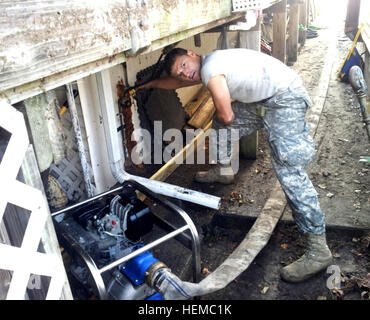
top-left (238, 16), bottom-right (261, 160)
top-left (0, 51), bottom-right (126, 106)
top-left (1, 8), bottom-right (244, 104)
top-left (150, 121), bottom-right (213, 182)
top-left (140, 12), bottom-right (245, 56)
top-left (149, 0), bottom-right (232, 42)
top-left (0, 0), bottom-right (242, 94)
top-left (183, 86), bottom-right (211, 118)
top-left (287, 2), bottom-right (300, 63)
top-left (0, 1), bottom-right (132, 92)
top-left (272, 0), bottom-right (287, 63)
top-left (345, 0), bottom-right (361, 35)
top-left (187, 97), bottom-right (215, 129)
top-left (298, 0), bottom-right (308, 45)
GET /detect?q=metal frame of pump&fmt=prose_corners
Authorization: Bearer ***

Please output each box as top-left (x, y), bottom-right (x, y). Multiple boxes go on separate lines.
top-left (52, 179), bottom-right (201, 300)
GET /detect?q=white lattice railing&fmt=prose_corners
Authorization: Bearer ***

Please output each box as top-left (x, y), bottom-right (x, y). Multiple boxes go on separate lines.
top-left (0, 100), bottom-right (72, 300)
top-left (232, 0), bottom-right (281, 11)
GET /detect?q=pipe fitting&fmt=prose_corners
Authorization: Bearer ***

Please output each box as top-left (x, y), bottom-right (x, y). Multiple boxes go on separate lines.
top-left (145, 261), bottom-right (167, 287)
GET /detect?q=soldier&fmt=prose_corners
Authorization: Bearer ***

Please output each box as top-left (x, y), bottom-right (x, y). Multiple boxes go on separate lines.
top-left (138, 47), bottom-right (333, 282)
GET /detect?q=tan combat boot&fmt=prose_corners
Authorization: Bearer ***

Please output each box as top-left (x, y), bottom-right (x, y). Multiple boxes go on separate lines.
top-left (280, 233), bottom-right (333, 282)
top-left (194, 163), bottom-right (235, 184)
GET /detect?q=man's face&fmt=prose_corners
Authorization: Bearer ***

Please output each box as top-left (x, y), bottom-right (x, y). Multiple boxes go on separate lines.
top-left (171, 50), bottom-right (201, 82)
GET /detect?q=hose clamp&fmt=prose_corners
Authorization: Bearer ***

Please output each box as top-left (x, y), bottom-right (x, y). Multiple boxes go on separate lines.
top-left (145, 261), bottom-right (167, 288)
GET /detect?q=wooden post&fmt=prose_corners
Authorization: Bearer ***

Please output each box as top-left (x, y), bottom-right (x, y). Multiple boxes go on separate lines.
top-left (345, 0), bottom-right (361, 36)
top-left (238, 15), bottom-right (262, 160)
top-left (298, 0), bottom-right (307, 46)
top-left (272, 0), bottom-right (287, 64)
top-left (287, 2), bottom-right (300, 64)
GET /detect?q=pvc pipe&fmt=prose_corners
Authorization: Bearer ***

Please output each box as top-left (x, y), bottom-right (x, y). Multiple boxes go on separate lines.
top-left (96, 70), bottom-right (221, 210)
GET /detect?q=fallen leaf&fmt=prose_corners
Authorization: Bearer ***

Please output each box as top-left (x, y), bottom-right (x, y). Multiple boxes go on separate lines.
top-left (280, 243), bottom-right (288, 250)
top-left (261, 286), bottom-right (269, 294)
top-left (317, 296), bottom-right (327, 300)
top-left (202, 267), bottom-right (211, 276)
top-left (326, 192), bottom-right (335, 198)
top-left (333, 252), bottom-right (341, 258)
top-left (318, 184), bottom-right (327, 189)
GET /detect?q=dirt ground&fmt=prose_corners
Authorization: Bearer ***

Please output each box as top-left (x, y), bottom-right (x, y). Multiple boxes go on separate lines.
top-left (163, 1), bottom-right (370, 301)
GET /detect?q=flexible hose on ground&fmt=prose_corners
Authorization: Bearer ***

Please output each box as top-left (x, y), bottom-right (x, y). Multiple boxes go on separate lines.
top-left (349, 66), bottom-right (370, 143)
top-left (148, 181), bottom-right (286, 300)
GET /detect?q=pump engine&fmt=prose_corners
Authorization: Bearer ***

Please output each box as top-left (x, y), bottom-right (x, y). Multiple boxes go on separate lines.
top-left (54, 186), bottom-right (163, 300)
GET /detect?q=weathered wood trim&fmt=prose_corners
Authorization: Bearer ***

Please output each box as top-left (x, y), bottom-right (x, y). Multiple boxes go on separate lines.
top-left (149, 0), bottom-right (231, 41)
top-left (184, 86), bottom-right (211, 118)
top-left (272, 0), bottom-right (287, 63)
top-left (345, 0), bottom-right (361, 35)
top-left (0, 1), bottom-right (132, 92)
top-left (139, 12), bottom-right (246, 56)
top-left (188, 97), bottom-right (215, 129)
top-left (298, 0), bottom-right (308, 45)
top-left (0, 53), bottom-right (126, 105)
top-left (287, 2), bottom-right (299, 63)
top-left (1, 3), bottom-right (244, 103)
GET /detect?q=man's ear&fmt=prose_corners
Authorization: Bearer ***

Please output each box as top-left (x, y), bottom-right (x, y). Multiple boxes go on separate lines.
top-left (187, 49), bottom-right (197, 57)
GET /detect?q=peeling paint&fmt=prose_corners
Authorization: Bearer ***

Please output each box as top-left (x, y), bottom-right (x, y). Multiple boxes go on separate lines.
top-left (116, 80), bottom-right (145, 175)
top-left (0, 1), bottom-right (131, 92)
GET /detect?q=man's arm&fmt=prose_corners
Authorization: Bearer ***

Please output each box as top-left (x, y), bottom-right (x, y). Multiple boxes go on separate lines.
top-left (137, 77), bottom-right (201, 90)
top-left (207, 75), bottom-right (234, 125)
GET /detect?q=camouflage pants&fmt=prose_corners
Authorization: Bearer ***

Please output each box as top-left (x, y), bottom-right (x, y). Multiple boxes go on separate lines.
top-left (211, 81), bottom-right (326, 234)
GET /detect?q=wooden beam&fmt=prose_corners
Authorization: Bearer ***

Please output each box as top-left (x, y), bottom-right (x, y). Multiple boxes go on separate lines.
top-left (149, 121), bottom-right (213, 182)
top-left (0, 1), bottom-right (132, 93)
top-left (0, 0), bottom-right (242, 94)
top-left (140, 12), bottom-right (245, 56)
top-left (345, 0), bottom-right (361, 35)
top-left (1, 10), bottom-right (244, 105)
top-left (188, 97), bottom-right (215, 129)
top-left (238, 15), bottom-right (261, 160)
top-left (184, 86), bottom-right (211, 118)
top-left (0, 53), bottom-right (126, 105)
top-left (287, 2), bottom-right (300, 63)
top-left (298, 0), bottom-right (308, 45)
top-left (149, 0), bottom-right (231, 41)
top-left (272, 0), bottom-right (287, 63)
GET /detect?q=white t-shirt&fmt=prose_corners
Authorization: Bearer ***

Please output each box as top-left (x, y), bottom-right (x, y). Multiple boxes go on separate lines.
top-left (201, 48), bottom-right (300, 103)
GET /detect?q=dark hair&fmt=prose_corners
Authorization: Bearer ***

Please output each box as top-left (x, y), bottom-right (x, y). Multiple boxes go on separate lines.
top-left (163, 48), bottom-right (188, 75)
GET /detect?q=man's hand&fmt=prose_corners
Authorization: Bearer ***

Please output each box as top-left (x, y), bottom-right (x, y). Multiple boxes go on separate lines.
top-left (207, 75), bottom-right (234, 125)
